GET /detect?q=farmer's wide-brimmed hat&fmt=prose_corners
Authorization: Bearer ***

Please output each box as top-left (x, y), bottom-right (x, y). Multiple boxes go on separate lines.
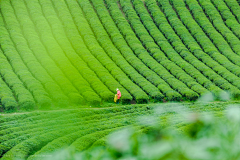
top-left (116, 88), bottom-right (119, 91)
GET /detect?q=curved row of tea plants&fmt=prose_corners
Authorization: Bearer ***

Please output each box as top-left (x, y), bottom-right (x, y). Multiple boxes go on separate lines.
top-left (22, 0), bottom-right (104, 104)
top-left (172, 0), bottom-right (240, 88)
top-left (168, 0), bottom-right (240, 77)
top-left (1, 0), bottom-right (240, 112)
top-left (0, 102), bottom-right (231, 160)
top-left (118, 0), bottom-right (223, 98)
top-left (119, 0), bottom-right (211, 96)
top-left (186, 0), bottom-right (240, 65)
top-left (0, 105), bottom-right (152, 159)
top-left (211, 0), bottom-right (240, 39)
top-left (145, 0), bottom-right (240, 97)
top-left (224, 0), bottom-right (240, 23)
top-left (88, 0), bottom-right (185, 101)
top-left (148, 0), bottom-right (240, 93)
top-left (93, 0), bottom-right (198, 101)
top-left (76, 0), bottom-right (165, 103)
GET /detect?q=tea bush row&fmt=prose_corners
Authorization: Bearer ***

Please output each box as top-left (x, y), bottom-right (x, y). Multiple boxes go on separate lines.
top-left (77, 0), bottom-right (158, 103)
top-left (160, 0), bottom-right (240, 97)
top-left (200, 0), bottom-right (240, 54)
top-left (104, 0), bottom-right (201, 101)
top-left (0, 106), bottom-right (150, 159)
top-left (0, 14), bottom-right (36, 110)
top-left (120, 0), bottom-right (213, 97)
top-left (2, 0), bottom-right (78, 107)
top-left (34, 0), bottom-right (116, 102)
top-left (146, 0), bottom-right (240, 98)
top-left (1, 0), bottom-right (81, 106)
top-left (0, 111), bottom-right (108, 157)
top-left (173, 0), bottom-right (240, 67)
top-left (39, 0), bottom-right (138, 104)
top-left (0, 107), bottom-right (142, 138)
top-left (0, 102), bottom-right (232, 159)
top-left (27, 108), bottom-right (149, 159)
top-left (0, 75), bottom-right (18, 111)
top-left (65, 0), bottom-right (134, 104)
top-left (48, 1), bottom-right (141, 103)
top-left (89, 0), bottom-right (183, 101)
top-left (134, 0), bottom-right (224, 95)
top-left (168, 0), bottom-right (240, 78)
top-left (133, 0), bottom-right (233, 97)
top-left (21, 0), bottom-right (102, 105)
top-left (211, 0), bottom-right (240, 39)
top-left (120, 0), bottom-right (227, 100)
top-left (53, 0), bottom-right (134, 104)
top-left (2, 0), bottom-right (240, 108)
top-left (91, 0), bottom-right (187, 101)
top-left (224, 0), bottom-right (240, 23)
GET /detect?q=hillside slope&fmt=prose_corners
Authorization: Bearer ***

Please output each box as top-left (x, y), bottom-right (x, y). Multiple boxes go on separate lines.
top-left (1, 0), bottom-right (240, 111)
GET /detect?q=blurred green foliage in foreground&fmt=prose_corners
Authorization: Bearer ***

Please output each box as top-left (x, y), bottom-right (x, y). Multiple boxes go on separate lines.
top-left (44, 103), bottom-right (240, 160)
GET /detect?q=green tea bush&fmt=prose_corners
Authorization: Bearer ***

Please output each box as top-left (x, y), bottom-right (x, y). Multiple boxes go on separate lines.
top-left (0, 24), bottom-right (50, 108)
top-left (1, 0), bottom-right (240, 111)
top-left (104, 0), bottom-right (201, 100)
top-left (0, 0), bottom-right (75, 106)
top-left (172, 0), bottom-right (240, 75)
top-left (64, 0), bottom-right (148, 103)
top-left (224, 0), bottom-right (240, 23)
top-left (47, 104), bottom-right (240, 160)
top-left (199, 0), bottom-right (240, 56)
top-left (120, 0), bottom-right (211, 97)
top-left (38, 0), bottom-right (115, 102)
top-left (91, 0), bottom-right (182, 101)
top-left (146, 0), bottom-right (240, 97)
top-left (0, 105), bottom-right (152, 159)
top-left (19, 0), bottom-right (101, 104)
top-left (0, 76), bottom-right (18, 111)
top-left (151, 0), bottom-right (240, 97)
top-left (78, 0), bottom-right (161, 102)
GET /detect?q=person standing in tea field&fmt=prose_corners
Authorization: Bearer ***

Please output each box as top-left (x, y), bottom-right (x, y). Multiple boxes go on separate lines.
top-left (114, 88), bottom-right (121, 104)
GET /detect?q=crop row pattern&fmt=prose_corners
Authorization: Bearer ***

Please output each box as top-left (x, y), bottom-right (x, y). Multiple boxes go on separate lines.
top-left (127, 0), bottom-right (227, 97)
top-left (104, 0), bottom-right (202, 100)
top-left (156, 0), bottom-right (240, 97)
top-left (90, 0), bottom-right (183, 101)
top-left (64, 0), bottom-right (134, 103)
top-left (146, 0), bottom-right (240, 97)
top-left (77, 0), bottom-right (156, 103)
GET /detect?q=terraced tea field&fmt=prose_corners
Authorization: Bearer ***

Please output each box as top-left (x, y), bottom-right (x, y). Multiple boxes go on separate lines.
top-left (0, 105), bottom-right (146, 160)
top-left (0, 102), bottom-right (231, 160)
top-left (1, 0), bottom-right (240, 158)
top-left (1, 0), bottom-right (240, 111)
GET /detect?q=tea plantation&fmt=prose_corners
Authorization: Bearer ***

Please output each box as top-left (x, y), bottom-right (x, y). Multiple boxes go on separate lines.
top-left (1, 102), bottom-right (238, 160)
top-left (2, 0), bottom-right (240, 110)
top-left (1, 0), bottom-right (240, 159)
